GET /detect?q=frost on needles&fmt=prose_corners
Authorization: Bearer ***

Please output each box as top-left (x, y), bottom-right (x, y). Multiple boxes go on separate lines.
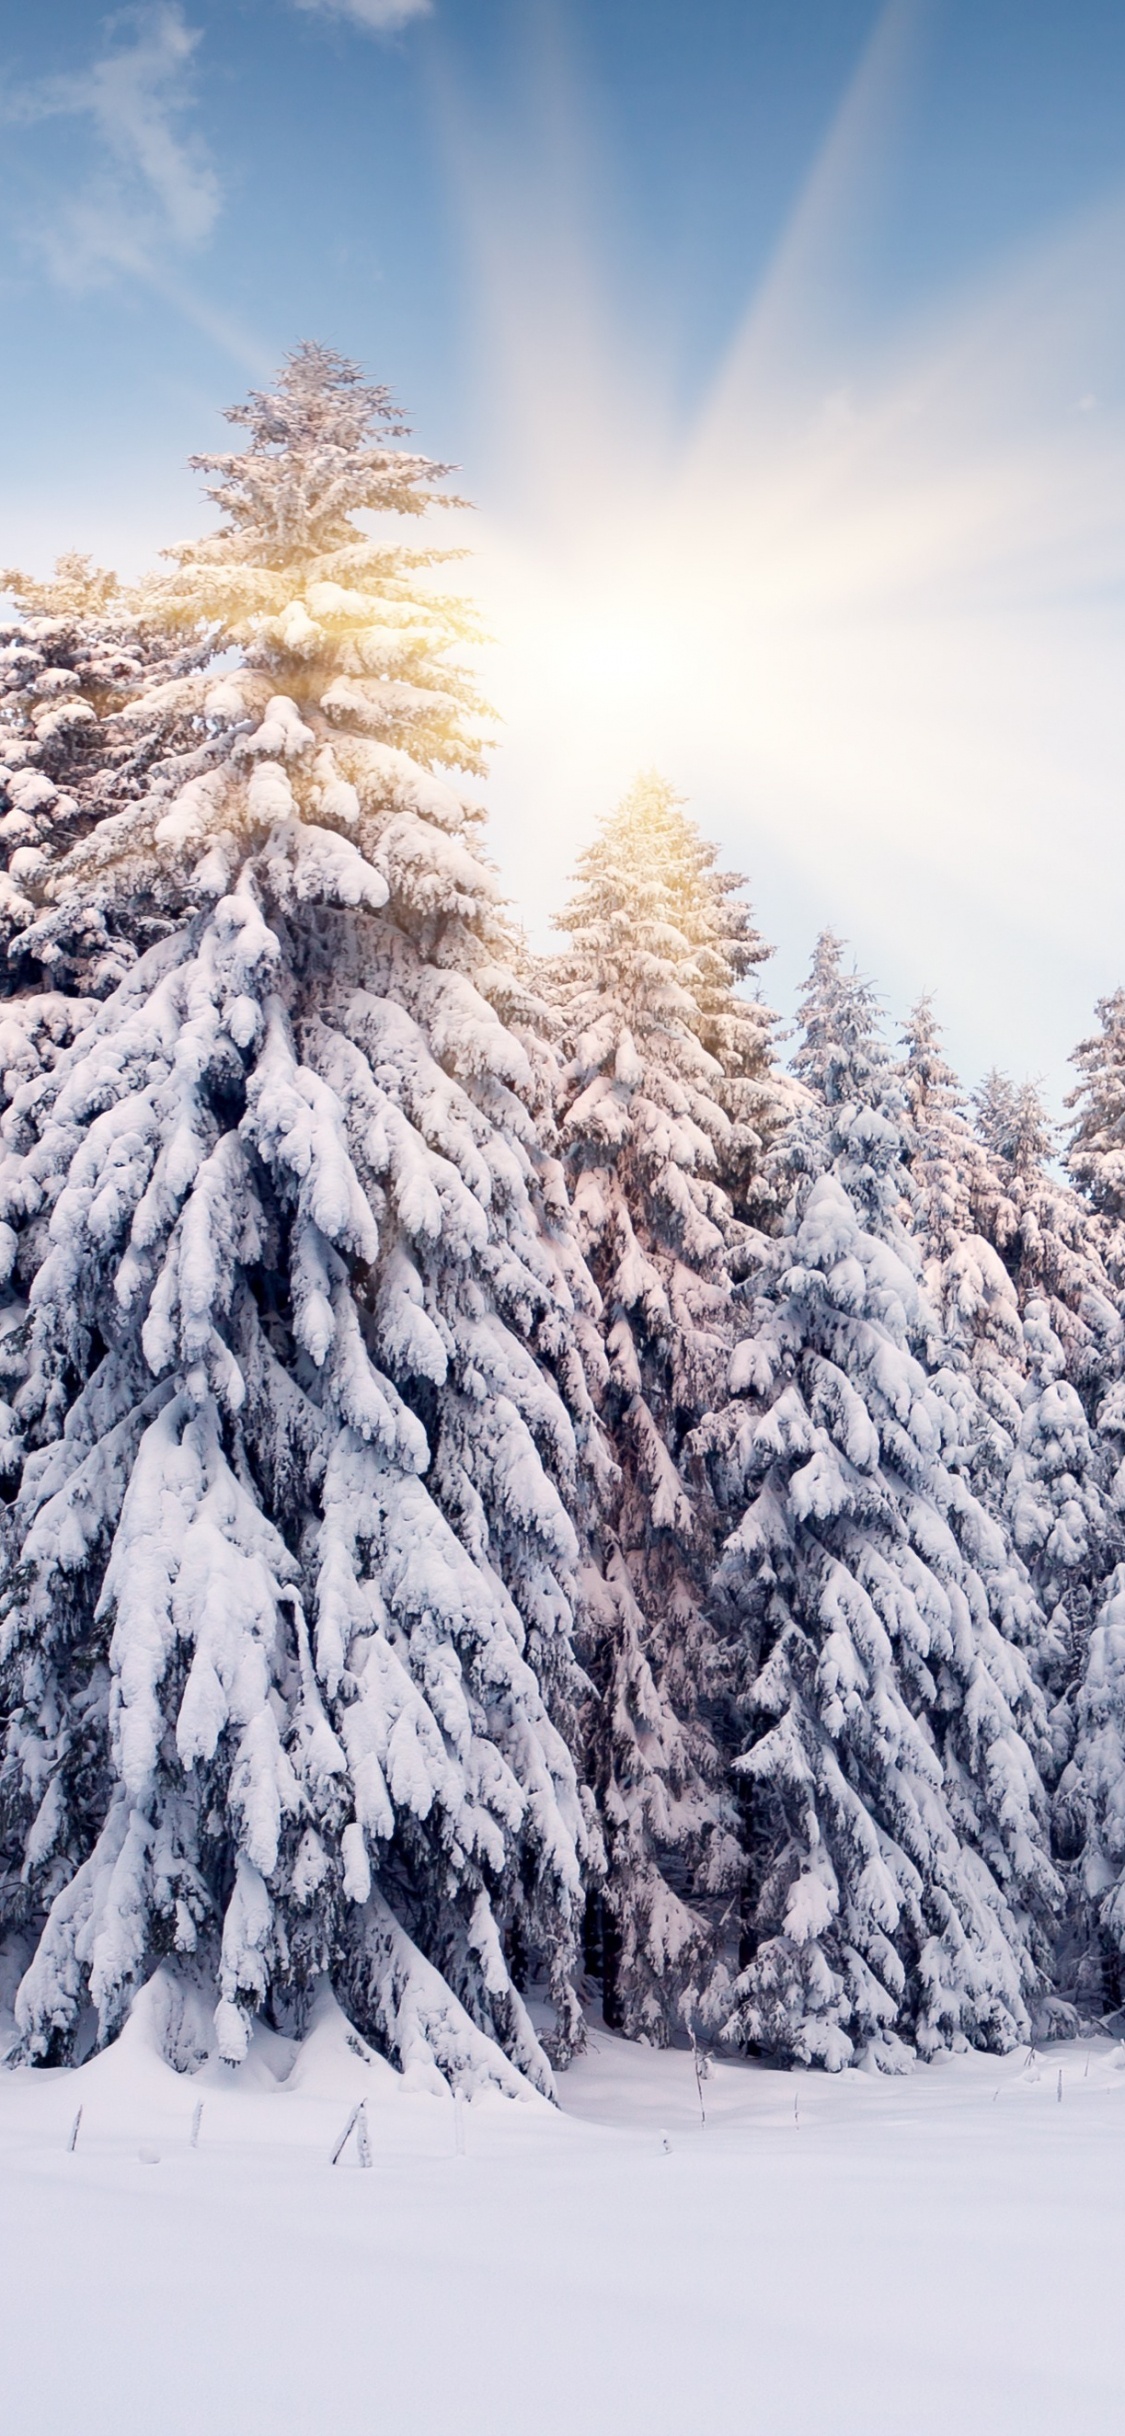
top-left (0, 347), bottom-right (598, 2093)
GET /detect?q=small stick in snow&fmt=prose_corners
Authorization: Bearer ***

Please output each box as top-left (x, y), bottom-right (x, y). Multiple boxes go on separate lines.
top-left (190, 2100), bottom-right (203, 2149)
top-left (794, 2092), bottom-right (799, 2128)
top-left (331, 2102), bottom-right (362, 2166)
top-left (453, 2090), bottom-right (466, 2157)
top-left (66, 2106), bottom-right (82, 2155)
top-left (992, 2088), bottom-right (999, 2104)
top-left (355, 2103), bottom-right (372, 2169)
top-left (1085, 2054), bottom-right (1091, 2079)
top-left (1057, 2069), bottom-right (1063, 2104)
top-left (690, 2030), bottom-right (709, 2128)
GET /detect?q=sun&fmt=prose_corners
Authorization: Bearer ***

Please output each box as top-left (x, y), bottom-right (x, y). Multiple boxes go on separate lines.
top-left (447, 31), bottom-right (1125, 1100)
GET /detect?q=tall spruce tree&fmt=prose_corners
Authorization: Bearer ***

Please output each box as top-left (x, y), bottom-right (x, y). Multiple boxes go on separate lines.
top-left (1044, 989), bottom-right (1125, 2014)
top-left (0, 346), bottom-right (599, 2093)
top-left (1052, 1557), bottom-right (1125, 2018)
top-left (901, 1002), bottom-right (1125, 2016)
top-left (899, 1001), bottom-right (1026, 1517)
top-left (901, 997), bottom-right (1000, 1277)
top-left (970, 1073), bottom-right (1121, 1405)
top-left (900, 1007), bottom-right (1120, 1704)
top-left (0, 555), bottom-right (209, 1001)
top-left (551, 772), bottom-right (786, 2039)
top-left (1067, 987), bottom-right (1125, 1236)
top-left (974, 1074), bottom-right (1122, 1700)
top-left (696, 933), bottom-right (1061, 2068)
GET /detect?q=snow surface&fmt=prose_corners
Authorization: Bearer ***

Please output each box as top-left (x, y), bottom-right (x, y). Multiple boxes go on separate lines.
top-left (2, 1989), bottom-right (1124, 2435)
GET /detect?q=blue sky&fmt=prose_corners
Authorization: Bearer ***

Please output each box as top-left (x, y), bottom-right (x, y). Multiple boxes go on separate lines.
top-left (2, 0), bottom-right (1125, 1105)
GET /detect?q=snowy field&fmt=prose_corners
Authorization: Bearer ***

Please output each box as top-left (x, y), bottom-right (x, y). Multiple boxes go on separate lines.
top-left (2, 1991), bottom-right (1124, 2436)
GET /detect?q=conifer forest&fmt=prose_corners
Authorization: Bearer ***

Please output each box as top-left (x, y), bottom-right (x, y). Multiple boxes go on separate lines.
top-left (9, 0), bottom-right (1125, 2420)
top-left (5, 342), bottom-right (1125, 2100)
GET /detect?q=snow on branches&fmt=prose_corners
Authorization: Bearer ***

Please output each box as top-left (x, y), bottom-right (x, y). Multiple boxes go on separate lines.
top-left (0, 349), bottom-right (597, 2094)
top-left (549, 773), bottom-right (788, 2041)
top-left (4, 347), bottom-right (1125, 2087)
top-left (698, 936), bottom-right (1063, 2067)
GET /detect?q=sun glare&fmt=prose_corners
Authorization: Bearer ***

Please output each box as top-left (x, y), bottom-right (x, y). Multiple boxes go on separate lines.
top-left (448, 6), bottom-right (1125, 1098)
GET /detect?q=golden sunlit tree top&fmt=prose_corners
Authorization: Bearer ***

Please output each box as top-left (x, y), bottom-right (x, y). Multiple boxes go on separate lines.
top-left (134, 342), bottom-right (490, 780)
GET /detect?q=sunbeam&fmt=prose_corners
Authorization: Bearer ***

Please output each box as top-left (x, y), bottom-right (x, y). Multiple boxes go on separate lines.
top-left (449, 3), bottom-right (1125, 1102)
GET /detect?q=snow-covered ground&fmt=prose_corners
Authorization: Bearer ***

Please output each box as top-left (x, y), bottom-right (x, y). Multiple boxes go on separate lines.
top-left (2, 1988), bottom-right (1123, 2435)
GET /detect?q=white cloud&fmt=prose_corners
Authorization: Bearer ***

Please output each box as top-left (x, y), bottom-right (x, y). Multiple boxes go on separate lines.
top-left (1, 4), bottom-right (219, 288)
top-left (291, 0), bottom-right (432, 32)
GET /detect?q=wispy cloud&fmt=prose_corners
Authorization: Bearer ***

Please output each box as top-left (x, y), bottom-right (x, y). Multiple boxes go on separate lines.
top-left (1, 4), bottom-right (220, 288)
top-left (291, 0), bottom-right (431, 33)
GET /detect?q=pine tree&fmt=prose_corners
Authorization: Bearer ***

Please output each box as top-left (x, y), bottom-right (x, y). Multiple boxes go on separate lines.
top-left (1067, 987), bottom-right (1125, 1232)
top-left (695, 933), bottom-right (1061, 2069)
top-left (901, 1013), bottom-right (1122, 1706)
top-left (1043, 990), bottom-right (1125, 2013)
top-left (977, 1074), bottom-right (1122, 1685)
top-left (970, 1073), bottom-right (1120, 1403)
top-left (1052, 1561), bottom-right (1125, 2018)
top-left (900, 1008), bottom-right (1125, 2016)
top-left (901, 995), bottom-right (989, 1267)
top-left (0, 346), bottom-right (598, 2094)
top-left (0, 555), bottom-right (208, 1000)
top-left (551, 771), bottom-right (786, 2039)
top-left (898, 1002), bottom-right (1026, 1511)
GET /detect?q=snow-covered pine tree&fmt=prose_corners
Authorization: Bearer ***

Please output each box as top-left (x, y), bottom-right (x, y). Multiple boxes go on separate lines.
top-left (1067, 987), bottom-right (1125, 1235)
top-left (1042, 990), bottom-right (1125, 2015)
top-left (695, 931), bottom-right (1061, 2068)
top-left (970, 1071), bottom-right (1122, 1696)
top-left (900, 995), bottom-right (990, 1269)
top-left (0, 554), bottom-right (209, 1001)
top-left (0, 345), bottom-right (599, 2094)
top-left (970, 1073), bottom-right (1120, 1400)
top-left (551, 771), bottom-right (786, 2039)
top-left (898, 1001), bottom-right (1025, 1508)
top-left (901, 1010), bottom-right (1125, 2014)
top-left (901, 1007), bottom-right (1121, 1711)
top-left (1051, 1546), bottom-right (1125, 2019)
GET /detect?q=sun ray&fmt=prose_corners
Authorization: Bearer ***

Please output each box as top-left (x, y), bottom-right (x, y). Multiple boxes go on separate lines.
top-left (445, 8), bottom-right (1125, 1103)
